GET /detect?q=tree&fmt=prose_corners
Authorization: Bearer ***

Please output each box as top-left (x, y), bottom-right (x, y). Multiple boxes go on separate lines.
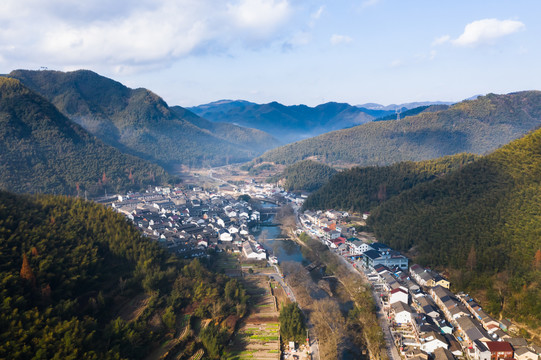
top-left (20, 253), bottom-right (36, 287)
top-left (466, 245), bottom-right (477, 272)
top-left (279, 302), bottom-right (306, 343)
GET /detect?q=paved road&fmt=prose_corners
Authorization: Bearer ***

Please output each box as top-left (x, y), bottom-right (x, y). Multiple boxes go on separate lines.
top-left (337, 256), bottom-right (401, 360)
top-left (294, 208), bottom-right (400, 360)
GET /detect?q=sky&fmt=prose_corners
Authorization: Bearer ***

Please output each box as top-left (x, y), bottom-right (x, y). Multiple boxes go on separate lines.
top-left (1, 0), bottom-right (539, 107)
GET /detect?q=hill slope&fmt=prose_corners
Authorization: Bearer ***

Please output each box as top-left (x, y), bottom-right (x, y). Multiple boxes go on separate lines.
top-left (368, 128), bottom-right (541, 326)
top-left (189, 100), bottom-right (393, 142)
top-left (269, 160), bottom-right (338, 192)
top-left (0, 77), bottom-right (173, 195)
top-left (0, 191), bottom-right (247, 359)
top-left (257, 91), bottom-right (541, 166)
top-left (7, 70), bottom-right (278, 170)
top-left (303, 153), bottom-right (477, 212)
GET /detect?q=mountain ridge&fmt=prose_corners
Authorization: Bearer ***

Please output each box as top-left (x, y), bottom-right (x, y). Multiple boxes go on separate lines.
top-left (7, 69), bottom-right (279, 170)
top-left (256, 91), bottom-right (541, 166)
top-left (189, 100), bottom-right (394, 142)
top-left (0, 76), bottom-right (173, 195)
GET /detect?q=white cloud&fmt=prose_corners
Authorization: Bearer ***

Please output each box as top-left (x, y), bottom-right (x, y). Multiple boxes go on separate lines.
top-left (452, 18), bottom-right (525, 47)
top-left (330, 34), bottom-right (353, 45)
top-left (0, 0), bottom-right (296, 73)
top-left (432, 35), bottom-right (451, 46)
top-left (311, 5), bottom-right (325, 20)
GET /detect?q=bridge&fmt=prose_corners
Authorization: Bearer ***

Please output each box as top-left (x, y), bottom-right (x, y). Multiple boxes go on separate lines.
top-left (305, 261), bottom-right (324, 272)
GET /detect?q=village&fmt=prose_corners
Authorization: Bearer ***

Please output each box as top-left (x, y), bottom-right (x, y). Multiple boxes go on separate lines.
top-left (297, 209), bottom-right (540, 360)
top-left (109, 179), bottom-right (540, 360)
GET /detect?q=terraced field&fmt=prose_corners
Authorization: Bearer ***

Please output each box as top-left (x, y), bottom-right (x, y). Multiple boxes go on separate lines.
top-left (226, 276), bottom-right (281, 360)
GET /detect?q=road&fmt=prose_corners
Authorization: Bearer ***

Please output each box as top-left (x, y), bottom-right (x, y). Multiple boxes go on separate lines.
top-left (293, 206), bottom-right (400, 360)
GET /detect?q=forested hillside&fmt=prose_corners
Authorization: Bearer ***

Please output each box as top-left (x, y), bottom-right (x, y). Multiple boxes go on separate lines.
top-left (7, 70), bottom-right (277, 169)
top-left (303, 153), bottom-right (477, 212)
top-left (0, 191), bottom-right (247, 359)
top-left (374, 104), bottom-right (450, 121)
top-left (368, 129), bottom-right (541, 326)
top-left (0, 77), bottom-right (173, 196)
top-left (257, 91), bottom-right (541, 166)
top-left (189, 100), bottom-right (392, 142)
top-left (269, 160), bottom-right (337, 192)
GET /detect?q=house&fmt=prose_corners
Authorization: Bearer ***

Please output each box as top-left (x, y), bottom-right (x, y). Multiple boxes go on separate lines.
top-left (472, 340), bottom-right (491, 360)
top-left (514, 347), bottom-right (537, 360)
top-left (420, 331), bottom-right (448, 354)
top-left (485, 341), bottom-right (514, 360)
top-left (443, 334), bottom-right (462, 357)
top-left (348, 238), bottom-right (372, 255)
top-left (242, 241), bottom-right (266, 261)
top-left (434, 347), bottom-right (455, 360)
top-left (392, 301), bottom-right (415, 324)
top-left (218, 229), bottom-right (233, 242)
top-left (417, 296), bottom-right (440, 319)
top-left (456, 316), bottom-right (492, 345)
top-left (363, 248), bottom-right (409, 270)
top-left (390, 288), bottom-right (409, 305)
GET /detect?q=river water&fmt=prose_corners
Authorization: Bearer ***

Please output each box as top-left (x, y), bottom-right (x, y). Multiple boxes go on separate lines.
top-left (250, 203), bottom-right (362, 360)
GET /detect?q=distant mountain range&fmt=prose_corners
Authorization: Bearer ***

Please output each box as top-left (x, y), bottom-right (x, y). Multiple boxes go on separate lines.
top-left (358, 100), bottom-right (455, 111)
top-left (6, 70), bottom-right (280, 170)
top-left (256, 91), bottom-right (541, 166)
top-left (0, 77), bottom-right (173, 195)
top-left (189, 100), bottom-right (394, 143)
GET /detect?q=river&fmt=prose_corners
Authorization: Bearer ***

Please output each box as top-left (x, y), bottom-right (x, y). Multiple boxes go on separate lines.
top-left (250, 203), bottom-right (363, 360)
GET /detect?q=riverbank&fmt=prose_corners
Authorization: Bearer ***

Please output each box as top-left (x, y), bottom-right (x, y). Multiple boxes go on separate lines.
top-left (258, 207), bottom-right (371, 360)
top-left (275, 208), bottom-right (388, 360)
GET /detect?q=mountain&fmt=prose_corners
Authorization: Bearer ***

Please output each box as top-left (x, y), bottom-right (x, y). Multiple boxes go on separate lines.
top-left (256, 91), bottom-right (541, 166)
top-left (0, 191), bottom-right (247, 359)
top-left (268, 160), bottom-right (338, 192)
top-left (170, 106), bottom-right (281, 154)
top-left (368, 128), bottom-right (541, 326)
top-left (358, 100), bottom-right (455, 111)
top-left (0, 77), bottom-right (173, 196)
top-left (189, 100), bottom-right (394, 143)
top-left (302, 153), bottom-right (477, 212)
top-left (7, 70), bottom-right (278, 170)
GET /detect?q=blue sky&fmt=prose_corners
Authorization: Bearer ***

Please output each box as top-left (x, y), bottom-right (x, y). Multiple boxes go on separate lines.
top-left (1, 0), bottom-right (539, 107)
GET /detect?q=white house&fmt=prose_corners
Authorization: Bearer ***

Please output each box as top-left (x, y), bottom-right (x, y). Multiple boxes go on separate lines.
top-left (242, 241), bottom-right (266, 260)
top-left (420, 332), bottom-right (448, 354)
top-left (390, 288), bottom-right (409, 305)
top-left (392, 301), bottom-right (415, 324)
top-left (348, 239), bottom-right (373, 255)
top-left (219, 229), bottom-right (232, 242)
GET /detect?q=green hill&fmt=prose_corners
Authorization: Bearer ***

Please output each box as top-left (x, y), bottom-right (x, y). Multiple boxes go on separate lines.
top-left (0, 77), bottom-right (173, 196)
top-left (0, 191), bottom-right (247, 359)
top-left (7, 70), bottom-right (278, 170)
top-left (256, 91), bottom-right (541, 166)
top-left (303, 153), bottom-right (477, 212)
top-left (368, 128), bottom-right (541, 326)
top-left (269, 160), bottom-right (337, 192)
